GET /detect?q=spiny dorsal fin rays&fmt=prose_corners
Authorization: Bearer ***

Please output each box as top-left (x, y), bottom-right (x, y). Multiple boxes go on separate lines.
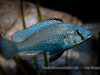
top-left (12, 18), bottom-right (63, 42)
top-left (47, 18), bottom-right (63, 22)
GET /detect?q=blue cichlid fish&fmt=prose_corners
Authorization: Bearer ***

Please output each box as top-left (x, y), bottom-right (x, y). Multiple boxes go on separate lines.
top-left (0, 18), bottom-right (93, 63)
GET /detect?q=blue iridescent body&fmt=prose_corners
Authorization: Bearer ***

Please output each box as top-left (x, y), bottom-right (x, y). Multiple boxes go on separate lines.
top-left (13, 19), bottom-right (92, 52)
top-left (0, 18), bottom-right (93, 62)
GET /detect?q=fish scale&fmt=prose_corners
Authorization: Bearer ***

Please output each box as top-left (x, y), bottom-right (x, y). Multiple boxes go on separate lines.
top-left (16, 22), bottom-right (70, 51)
top-left (12, 19), bottom-right (63, 42)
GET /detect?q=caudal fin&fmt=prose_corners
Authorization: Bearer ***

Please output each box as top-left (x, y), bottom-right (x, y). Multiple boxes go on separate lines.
top-left (0, 39), bottom-right (17, 59)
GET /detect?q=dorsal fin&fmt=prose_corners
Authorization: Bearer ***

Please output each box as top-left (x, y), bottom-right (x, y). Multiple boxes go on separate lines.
top-left (12, 18), bottom-right (63, 42)
top-left (47, 18), bottom-right (63, 22)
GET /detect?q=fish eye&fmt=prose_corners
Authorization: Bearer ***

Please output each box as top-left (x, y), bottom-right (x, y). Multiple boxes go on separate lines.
top-left (64, 33), bottom-right (72, 40)
top-left (76, 29), bottom-right (85, 40)
top-left (63, 34), bottom-right (67, 39)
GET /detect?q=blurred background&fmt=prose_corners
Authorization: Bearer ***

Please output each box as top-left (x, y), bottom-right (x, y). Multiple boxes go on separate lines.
top-left (0, 0), bottom-right (100, 75)
top-left (30, 0), bottom-right (100, 23)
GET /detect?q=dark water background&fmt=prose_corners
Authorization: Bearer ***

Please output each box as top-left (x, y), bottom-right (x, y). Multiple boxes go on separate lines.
top-left (27, 0), bottom-right (100, 23)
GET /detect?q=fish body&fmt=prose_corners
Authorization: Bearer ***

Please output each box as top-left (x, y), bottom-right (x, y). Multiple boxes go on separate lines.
top-left (12, 18), bottom-right (63, 42)
top-left (0, 18), bottom-right (93, 62)
top-left (16, 22), bottom-right (92, 52)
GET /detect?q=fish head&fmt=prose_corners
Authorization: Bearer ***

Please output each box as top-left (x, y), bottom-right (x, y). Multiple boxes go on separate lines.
top-left (63, 22), bottom-right (93, 49)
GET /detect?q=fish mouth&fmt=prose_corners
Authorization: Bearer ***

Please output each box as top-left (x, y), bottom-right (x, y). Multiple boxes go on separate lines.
top-left (87, 32), bottom-right (93, 39)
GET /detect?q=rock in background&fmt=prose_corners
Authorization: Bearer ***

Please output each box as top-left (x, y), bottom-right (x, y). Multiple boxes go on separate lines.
top-left (0, 0), bottom-right (82, 40)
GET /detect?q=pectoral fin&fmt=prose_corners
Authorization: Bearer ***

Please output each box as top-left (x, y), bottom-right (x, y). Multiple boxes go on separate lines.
top-left (49, 51), bottom-right (64, 63)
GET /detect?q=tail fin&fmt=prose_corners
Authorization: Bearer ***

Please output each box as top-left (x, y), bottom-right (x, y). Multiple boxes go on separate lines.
top-left (0, 39), bottom-right (17, 59)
